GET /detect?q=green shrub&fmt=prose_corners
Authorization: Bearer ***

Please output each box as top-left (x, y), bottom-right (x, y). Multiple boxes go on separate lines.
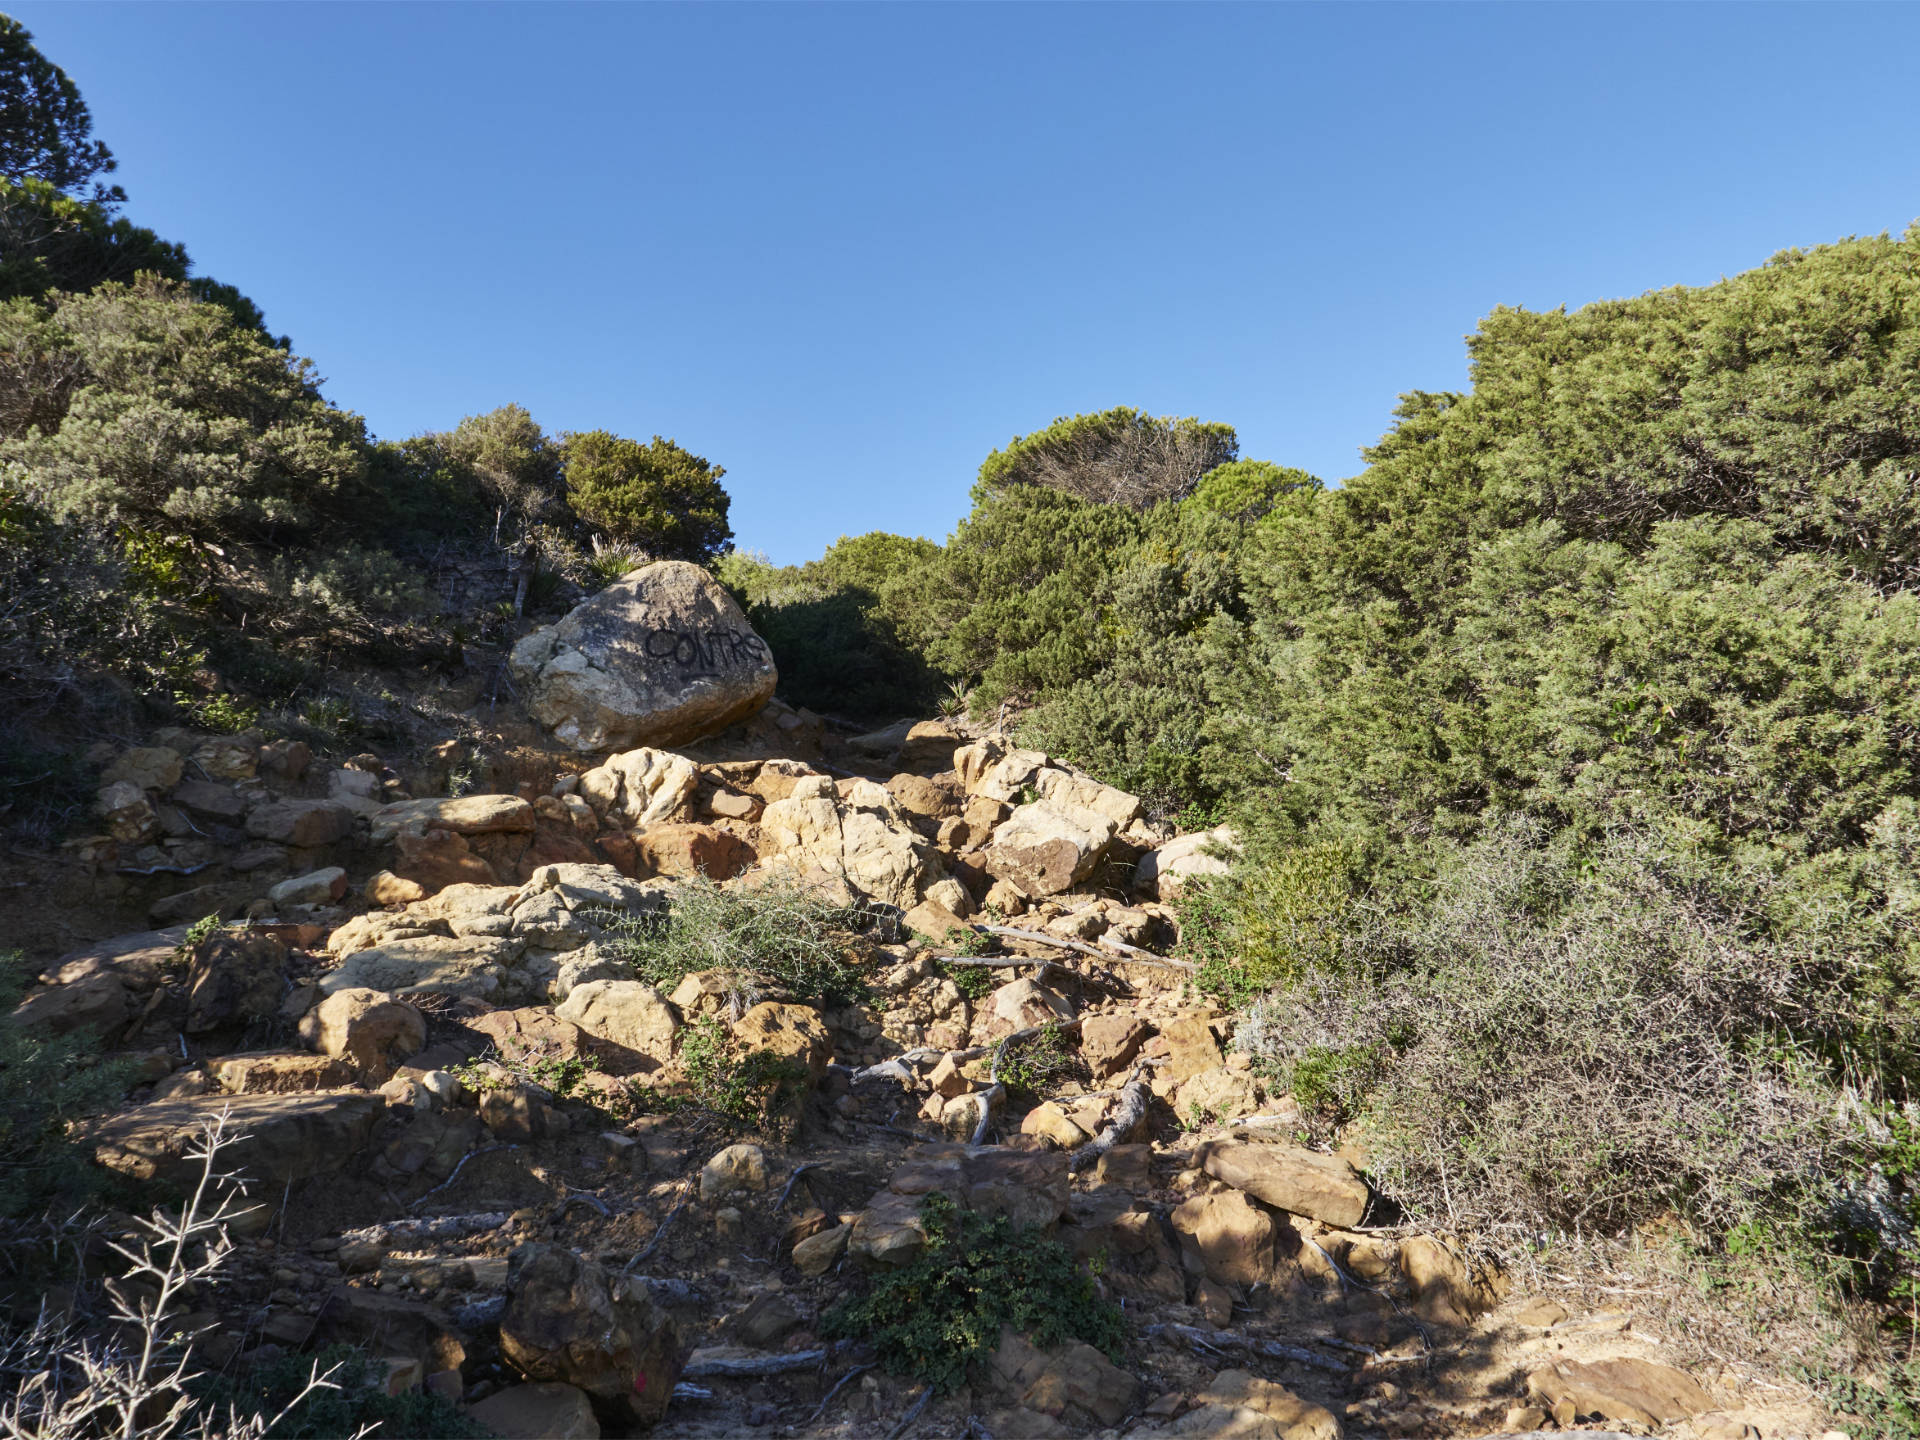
top-left (189, 1344), bottom-right (490, 1439)
top-left (976, 406), bottom-right (1237, 508)
top-left (997, 1023), bottom-right (1083, 1100)
top-left (0, 949), bottom-right (137, 1219)
top-left (678, 1016), bottom-right (810, 1134)
top-left (601, 874), bottom-right (868, 1010)
top-left (562, 429), bottom-right (731, 563)
top-left (821, 1192), bottom-right (1126, 1395)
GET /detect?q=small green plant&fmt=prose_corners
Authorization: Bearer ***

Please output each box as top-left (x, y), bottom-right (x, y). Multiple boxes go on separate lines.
top-left (192, 692), bottom-right (259, 733)
top-left (822, 1192), bottom-right (1126, 1395)
top-left (944, 925), bottom-right (995, 957)
top-left (938, 960), bottom-right (995, 1002)
top-left (997, 1023), bottom-right (1083, 1099)
top-left (298, 696), bottom-right (354, 742)
top-left (451, 1049), bottom-right (602, 1100)
top-left (603, 874), bottom-right (868, 1010)
top-left (937, 678), bottom-right (973, 720)
top-left (1183, 1100), bottom-right (1223, 1132)
top-left (678, 1016), bottom-right (809, 1134)
top-left (1811, 1361), bottom-right (1920, 1440)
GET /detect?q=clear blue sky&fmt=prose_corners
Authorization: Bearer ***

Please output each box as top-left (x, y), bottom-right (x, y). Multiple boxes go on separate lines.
top-left (16, 2), bottom-right (1920, 563)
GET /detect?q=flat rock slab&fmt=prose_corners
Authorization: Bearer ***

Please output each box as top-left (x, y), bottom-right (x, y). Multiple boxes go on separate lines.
top-left (318, 935), bottom-right (524, 1000)
top-left (91, 1091), bottom-right (382, 1187)
top-left (1197, 1137), bottom-right (1370, 1227)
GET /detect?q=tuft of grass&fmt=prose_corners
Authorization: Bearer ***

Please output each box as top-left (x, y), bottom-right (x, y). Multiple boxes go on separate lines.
top-left (601, 874), bottom-right (869, 1011)
top-left (997, 1023), bottom-right (1083, 1100)
top-left (821, 1192), bottom-right (1126, 1396)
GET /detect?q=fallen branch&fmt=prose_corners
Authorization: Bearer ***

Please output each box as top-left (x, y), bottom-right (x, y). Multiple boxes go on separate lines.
top-left (776, 1162), bottom-right (824, 1213)
top-left (670, 1382), bottom-right (714, 1403)
top-left (1067, 1067), bottom-right (1151, 1172)
top-left (948, 1015), bottom-right (1083, 1066)
top-left (886, 1386), bottom-right (933, 1440)
top-left (806, 1363), bottom-right (874, 1425)
top-left (409, 1146), bottom-right (518, 1210)
top-left (1144, 1321), bottom-right (1348, 1374)
top-left (682, 1347), bottom-right (828, 1378)
top-left (343, 1212), bottom-right (511, 1245)
top-left (624, 1172), bottom-right (698, 1272)
top-left (981, 925), bottom-right (1196, 973)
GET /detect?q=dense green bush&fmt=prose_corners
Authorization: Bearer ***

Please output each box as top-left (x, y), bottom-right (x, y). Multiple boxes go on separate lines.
top-left (562, 429), bottom-right (731, 562)
top-left (821, 1191), bottom-right (1126, 1395)
top-left (977, 405), bottom-right (1238, 508)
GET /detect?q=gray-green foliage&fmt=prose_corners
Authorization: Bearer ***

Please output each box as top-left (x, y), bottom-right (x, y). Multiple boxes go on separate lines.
top-left (602, 874), bottom-right (868, 1010)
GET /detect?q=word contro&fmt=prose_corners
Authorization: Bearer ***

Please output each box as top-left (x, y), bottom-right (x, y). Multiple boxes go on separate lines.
top-left (640, 626), bottom-right (769, 673)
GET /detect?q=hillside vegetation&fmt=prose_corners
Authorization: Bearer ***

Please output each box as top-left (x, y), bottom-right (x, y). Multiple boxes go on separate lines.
top-left (7, 7), bottom-right (1920, 1416)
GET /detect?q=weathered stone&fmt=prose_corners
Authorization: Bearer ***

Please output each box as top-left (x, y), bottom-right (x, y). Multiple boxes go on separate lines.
top-left (1020, 1102), bottom-right (1090, 1150)
top-left (521, 861), bottom-right (671, 918)
top-left (986, 799), bottom-right (1118, 897)
top-left (700, 1143), bottom-right (769, 1201)
top-left (555, 981), bottom-right (680, 1063)
top-left (365, 871), bottom-right (429, 906)
top-left (1033, 768), bottom-right (1141, 831)
top-left (848, 1190), bottom-right (927, 1268)
top-left (1171, 1189), bottom-right (1278, 1288)
top-left (96, 781), bottom-right (157, 843)
top-left (257, 738), bottom-right (311, 785)
top-left (186, 931), bottom-right (287, 1032)
top-left (316, 1288), bottom-right (466, 1374)
top-left (792, 1222), bottom-right (851, 1276)
top-left (8, 972), bottom-right (129, 1039)
top-left (886, 772), bottom-right (962, 824)
top-left (270, 867), bottom-right (348, 907)
top-left (320, 934), bottom-right (522, 1000)
top-left (1172, 1370), bottom-right (1342, 1440)
top-left (628, 822), bottom-right (755, 880)
top-left (212, 1051), bottom-right (356, 1094)
top-left (1173, 1066), bottom-right (1261, 1124)
top-left (759, 777), bottom-right (943, 909)
top-left (500, 1243), bottom-right (680, 1425)
top-left (1198, 1139), bottom-right (1369, 1228)
top-left (104, 746), bottom-right (184, 792)
top-left (299, 987), bottom-right (426, 1078)
top-left (965, 1147), bottom-right (1070, 1229)
top-left (171, 779), bottom-right (248, 822)
top-left (1162, 1015), bottom-right (1224, 1082)
top-left (510, 560), bottom-right (778, 753)
top-left (468, 1383), bottom-right (601, 1440)
top-left (1136, 826), bottom-right (1238, 900)
top-left (989, 977), bottom-right (1075, 1031)
top-left (576, 748), bottom-right (699, 829)
top-left (190, 734), bottom-right (259, 781)
top-left (1526, 1357), bottom-right (1713, 1428)
top-left (1080, 1014), bottom-right (1151, 1082)
top-left (899, 720), bottom-right (963, 774)
top-left (92, 1091), bottom-right (382, 1187)
top-left (370, 794), bottom-right (536, 845)
top-left (732, 1002), bottom-right (832, 1081)
top-left (246, 800), bottom-right (353, 848)
top-left (1399, 1234), bottom-right (1498, 1323)
top-left (991, 1330), bottom-right (1141, 1429)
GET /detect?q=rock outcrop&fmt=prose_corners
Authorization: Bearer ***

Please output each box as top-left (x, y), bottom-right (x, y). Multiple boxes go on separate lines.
top-left (509, 560), bottom-right (778, 753)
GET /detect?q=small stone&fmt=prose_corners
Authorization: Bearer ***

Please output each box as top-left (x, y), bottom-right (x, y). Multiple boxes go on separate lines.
top-left (700, 1143), bottom-right (769, 1201)
top-left (270, 867), bottom-right (348, 907)
top-left (792, 1222), bottom-right (851, 1276)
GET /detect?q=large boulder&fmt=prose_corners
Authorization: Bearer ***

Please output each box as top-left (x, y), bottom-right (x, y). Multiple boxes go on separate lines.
top-left (554, 981), bottom-right (681, 1065)
top-left (92, 1091), bottom-right (383, 1188)
top-left (577, 748), bottom-right (699, 828)
top-left (985, 798), bottom-right (1118, 897)
top-left (509, 560), bottom-right (778, 753)
top-left (499, 1243), bottom-right (680, 1428)
top-left (318, 935), bottom-right (524, 1001)
top-left (468, 1384), bottom-right (601, 1440)
top-left (186, 932), bottom-right (288, 1032)
top-left (298, 986), bottom-right (426, 1078)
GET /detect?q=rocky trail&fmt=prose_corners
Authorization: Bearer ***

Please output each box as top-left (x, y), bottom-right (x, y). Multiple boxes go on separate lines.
top-left (3, 564), bottom-right (1832, 1440)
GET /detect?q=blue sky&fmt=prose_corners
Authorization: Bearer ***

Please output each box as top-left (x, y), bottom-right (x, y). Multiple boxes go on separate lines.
top-left (17, 2), bottom-right (1920, 563)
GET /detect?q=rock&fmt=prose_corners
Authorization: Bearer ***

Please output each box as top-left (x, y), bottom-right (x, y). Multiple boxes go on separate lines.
top-left (965, 1147), bottom-right (1071, 1229)
top-left (732, 1002), bottom-right (831, 1081)
top-left (319, 935), bottom-right (523, 1001)
top-left (190, 734), bottom-right (259, 781)
top-left (955, 741), bottom-right (1050, 802)
top-left (7, 971), bottom-right (129, 1038)
top-left (1020, 1103), bottom-right (1090, 1150)
top-left (1198, 1139), bottom-right (1369, 1228)
top-left (92, 1091), bottom-right (383, 1188)
top-left (628, 822), bottom-right (754, 880)
top-left (734, 1293), bottom-right (802, 1347)
top-left (269, 867), bottom-right (348, 907)
top-left (103, 746), bottom-right (183, 791)
top-left (848, 1191), bottom-right (928, 1268)
top-left (926, 1053), bottom-right (971, 1099)
top-left (316, 1288), bottom-right (466, 1373)
top-left (258, 738), bottom-right (311, 785)
top-left (555, 981), bottom-right (680, 1065)
top-left (886, 772), bottom-right (962, 824)
top-left (1399, 1235), bottom-right (1496, 1323)
top-left (705, 788), bottom-right (760, 821)
top-left (1136, 826), bottom-right (1238, 900)
top-left (792, 1222), bottom-right (851, 1275)
top-left (700, 1143), bottom-right (769, 1201)
top-left (899, 721), bottom-right (963, 773)
top-left (1526, 1357), bottom-right (1713, 1428)
top-left (370, 794), bottom-right (537, 845)
top-left (1173, 1067), bottom-right (1261, 1124)
top-left (982, 877), bottom-right (1029, 915)
top-left (1171, 1190), bottom-right (1278, 1288)
top-left (577, 748), bottom-right (699, 828)
top-left (1514, 1296), bottom-right (1569, 1327)
top-left (510, 560), bottom-right (778, 753)
top-left (327, 767), bottom-right (385, 815)
top-left (1163, 1015), bottom-right (1224, 1082)
top-left (1080, 1015), bottom-right (1151, 1082)
top-left (365, 871), bottom-right (429, 906)
top-left (212, 1052), bottom-right (356, 1094)
top-left (901, 896), bottom-right (972, 943)
top-left (480, 1085), bottom-right (552, 1142)
top-left (96, 781), bottom-right (157, 843)
top-left (246, 800), bottom-right (353, 848)
top-left (990, 977), bottom-right (1075, 1031)
top-left (847, 717), bottom-right (917, 759)
top-left (501, 1244), bottom-right (680, 1426)
top-left (186, 931), bottom-right (288, 1032)
top-left (986, 798), bottom-right (1118, 897)
top-left (521, 861), bottom-right (670, 917)
top-left (171, 779), bottom-right (248, 822)
top-left (469, 1383), bottom-right (602, 1440)
top-left (992, 1331), bottom-right (1140, 1429)
top-left (1173, 1370), bottom-right (1342, 1440)
top-left (759, 777), bottom-right (943, 909)
top-left (1093, 1144), bottom-right (1153, 1192)
top-left (298, 987), bottom-right (426, 1078)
